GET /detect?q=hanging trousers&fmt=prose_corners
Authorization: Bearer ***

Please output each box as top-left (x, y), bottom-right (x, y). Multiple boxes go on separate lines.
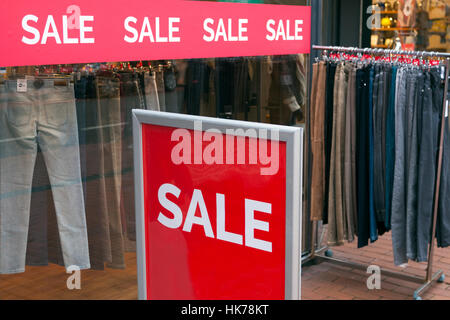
top-left (437, 86), bottom-right (450, 248)
top-left (391, 68), bottom-right (420, 265)
top-left (391, 68), bottom-right (408, 265)
top-left (405, 70), bottom-right (422, 261)
top-left (323, 63), bottom-right (337, 224)
top-left (343, 64), bottom-right (357, 241)
top-left (416, 68), bottom-right (444, 260)
top-left (96, 76), bottom-right (125, 269)
top-left (144, 72), bottom-right (160, 111)
top-left (328, 63), bottom-right (349, 245)
top-left (385, 67), bottom-right (397, 231)
top-left (356, 66), bottom-right (372, 248)
top-left (368, 67), bottom-right (377, 243)
top-left (310, 62), bottom-right (326, 221)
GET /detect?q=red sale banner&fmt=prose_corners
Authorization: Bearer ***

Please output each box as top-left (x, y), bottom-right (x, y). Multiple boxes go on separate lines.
top-left (0, 1), bottom-right (311, 67)
top-left (142, 123), bottom-right (287, 299)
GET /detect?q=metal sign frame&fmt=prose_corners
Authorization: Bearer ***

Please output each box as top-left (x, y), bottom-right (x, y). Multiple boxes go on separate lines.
top-left (132, 109), bottom-right (303, 300)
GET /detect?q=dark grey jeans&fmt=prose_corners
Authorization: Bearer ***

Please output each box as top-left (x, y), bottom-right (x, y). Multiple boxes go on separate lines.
top-left (391, 67), bottom-right (409, 266)
top-left (416, 69), bottom-right (441, 262)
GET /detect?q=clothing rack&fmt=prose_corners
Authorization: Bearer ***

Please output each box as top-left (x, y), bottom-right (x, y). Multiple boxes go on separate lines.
top-left (302, 45), bottom-right (450, 300)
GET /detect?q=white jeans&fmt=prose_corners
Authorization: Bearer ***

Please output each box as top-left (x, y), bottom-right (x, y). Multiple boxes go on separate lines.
top-left (0, 79), bottom-right (90, 274)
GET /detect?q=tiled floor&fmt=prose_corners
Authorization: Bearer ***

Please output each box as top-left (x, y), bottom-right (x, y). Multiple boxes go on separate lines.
top-left (0, 253), bottom-right (138, 300)
top-left (1, 232), bottom-right (449, 300)
top-left (302, 232), bottom-right (450, 300)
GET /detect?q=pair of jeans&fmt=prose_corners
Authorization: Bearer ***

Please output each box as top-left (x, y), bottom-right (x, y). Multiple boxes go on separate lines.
top-left (164, 69), bottom-right (180, 114)
top-left (119, 72), bottom-right (144, 140)
top-left (144, 72), bottom-right (160, 111)
top-left (119, 72), bottom-right (144, 243)
top-left (405, 69), bottom-right (422, 261)
top-left (80, 75), bottom-right (114, 270)
top-left (323, 63), bottom-right (337, 224)
top-left (391, 67), bottom-right (409, 265)
top-left (187, 60), bottom-right (209, 116)
top-left (437, 85), bottom-right (450, 248)
top-left (96, 76), bottom-right (125, 269)
top-left (373, 65), bottom-right (389, 231)
top-left (368, 67), bottom-right (377, 243)
top-left (310, 62), bottom-right (326, 221)
top-left (155, 70), bottom-right (166, 112)
top-left (328, 63), bottom-right (349, 245)
top-left (416, 68), bottom-right (443, 261)
top-left (385, 66), bottom-right (397, 231)
top-left (343, 64), bottom-right (357, 242)
top-left (356, 65), bottom-right (372, 248)
top-left (391, 67), bottom-right (420, 265)
top-left (0, 79), bottom-right (90, 274)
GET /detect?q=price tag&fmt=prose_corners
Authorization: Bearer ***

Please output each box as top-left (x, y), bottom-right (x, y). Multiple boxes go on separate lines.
top-left (17, 79), bottom-right (27, 93)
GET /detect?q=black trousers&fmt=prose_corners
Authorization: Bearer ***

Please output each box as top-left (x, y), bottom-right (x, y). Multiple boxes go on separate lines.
top-left (323, 62), bottom-right (336, 224)
top-left (356, 66), bottom-right (372, 248)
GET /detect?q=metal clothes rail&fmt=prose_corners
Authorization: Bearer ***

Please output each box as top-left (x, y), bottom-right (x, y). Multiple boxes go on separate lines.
top-left (302, 45), bottom-right (450, 300)
top-left (312, 45), bottom-right (450, 58)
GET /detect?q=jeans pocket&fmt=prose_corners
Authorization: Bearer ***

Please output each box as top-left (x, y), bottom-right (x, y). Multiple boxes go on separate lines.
top-left (44, 100), bottom-right (69, 127)
top-left (6, 102), bottom-right (32, 126)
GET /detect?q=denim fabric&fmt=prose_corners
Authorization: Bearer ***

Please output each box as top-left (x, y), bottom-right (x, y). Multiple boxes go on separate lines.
top-left (187, 60), bottom-right (208, 116)
top-left (155, 70), bottom-right (166, 112)
top-left (0, 79), bottom-right (90, 274)
top-left (368, 67), bottom-right (378, 243)
top-left (81, 75), bottom-right (112, 270)
top-left (324, 63), bottom-right (337, 224)
top-left (391, 67), bottom-right (408, 265)
top-left (119, 72), bottom-right (143, 243)
top-left (416, 70), bottom-right (440, 262)
top-left (437, 86), bottom-right (450, 248)
top-left (405, 69), bottom-right (422, 261)
top-left (96, 76), bottom-right (125, 269)
top-left (343, 63), bottom-right (357, 242)
top-left (373, 65), bottom-right (386, 226)
top-left (385, 66), bottom-right (397, 230)
top-left (144, 72), bottom-right (160, 111)
top-left (119, 72), bottom-right (144, 139)
top-left (356, 66), bottom-right (372, 248)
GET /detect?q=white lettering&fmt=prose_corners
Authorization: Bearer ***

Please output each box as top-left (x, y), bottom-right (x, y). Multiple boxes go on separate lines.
top-left (157, 183), bottom-right (183, 229)
top-left (238, 19), bottom-right (248, 41)
top-left (155, 17), bottom-right (168, 43)
top-left (168, 17), bottom-right (180, 42)
top-left (203, 18), bottom-right (215, 42)
top-left (245, 199), bottom-right (272, 252)
top-left (41, 15), bottom-right (61, 44)
top-left (139, 17), bottom-right (155, 42)
top-left (183, 189), bottom-right (214, 238)
top-left (266, 19), bottom-right (275, 41)
top-left (79, 15), bottom-right (94, 44)
top-left (124, 16), bottom-right (138, 43)
top-left (22, 15), bottom-right (40, 45)
top-left (216, 194), bottom-right (243, 245)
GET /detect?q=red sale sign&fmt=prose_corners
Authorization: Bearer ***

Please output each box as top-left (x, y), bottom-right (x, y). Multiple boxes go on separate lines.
top-left (132, 110), bottom-right (303, 300)
top-left (0, 0), bottom-right (311, 67)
